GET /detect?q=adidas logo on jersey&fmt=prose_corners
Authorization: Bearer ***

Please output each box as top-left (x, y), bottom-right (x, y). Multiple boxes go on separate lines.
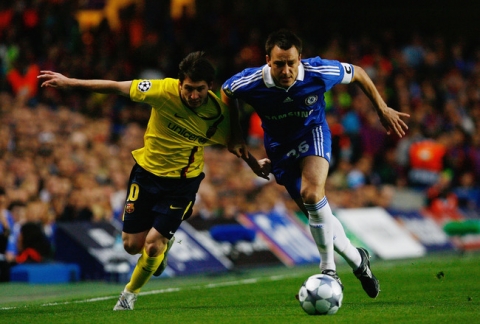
top-left (283, 97), bottom-right (293, 103)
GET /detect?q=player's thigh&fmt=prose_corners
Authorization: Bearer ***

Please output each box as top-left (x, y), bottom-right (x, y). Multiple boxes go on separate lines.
top-left (122, 165), bottom-right (158, 234)
top-left (281, 156), bottom-right (329, 203)
top-left (151, 190), bottom-right (198, 240)
top-left (300, 155), bottom-right (330, 188)
top-left (268, 125), bottom-right (331, 199)
top-left (151, 173), bottom-right (204, 239)
top-left (122, 230), bottom-right (149, 254)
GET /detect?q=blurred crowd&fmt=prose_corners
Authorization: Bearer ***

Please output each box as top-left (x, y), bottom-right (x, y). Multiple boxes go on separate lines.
top-left (0, 0), bottom-right (480, 278)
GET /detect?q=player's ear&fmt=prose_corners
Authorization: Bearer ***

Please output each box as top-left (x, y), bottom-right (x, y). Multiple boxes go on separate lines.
top-left (266, 55), bottom-right (271, 66)
top-left (208, 81), bottom-right (213, 90)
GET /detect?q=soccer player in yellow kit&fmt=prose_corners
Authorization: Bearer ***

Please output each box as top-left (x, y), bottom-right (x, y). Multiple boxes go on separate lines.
top-left (38, 52), bottom-right (267, 310)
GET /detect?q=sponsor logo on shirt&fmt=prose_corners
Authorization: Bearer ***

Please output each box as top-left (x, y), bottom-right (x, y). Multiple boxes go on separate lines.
top-left (264, 110), bottom-right (312, 120)
top-left (167, 122), bottom-right (208, 144)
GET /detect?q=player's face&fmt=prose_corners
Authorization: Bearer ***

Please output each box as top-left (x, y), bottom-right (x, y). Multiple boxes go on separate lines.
top-left (179, 77), bottom-right (212, 109)
top-left (267, 45), bottom-right (301, 88)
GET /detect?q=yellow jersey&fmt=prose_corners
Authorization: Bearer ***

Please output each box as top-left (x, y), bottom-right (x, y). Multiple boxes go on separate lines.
top-left (129, 78), bottom-right (230, 178)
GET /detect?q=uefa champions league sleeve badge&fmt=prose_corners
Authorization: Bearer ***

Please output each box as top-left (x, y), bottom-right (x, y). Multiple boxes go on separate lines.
top-left (138, 80), bottom-right (152, 92)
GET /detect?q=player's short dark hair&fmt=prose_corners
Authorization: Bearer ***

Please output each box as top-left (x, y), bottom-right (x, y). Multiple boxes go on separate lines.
top-left (178, 51), bottom-right (215, 84)
top-left (265, 29), bottom-right (303, 56)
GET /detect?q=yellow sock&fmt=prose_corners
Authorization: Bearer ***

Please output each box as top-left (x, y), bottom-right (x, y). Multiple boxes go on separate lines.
top-left (126, 248), bottom-right (164, 293)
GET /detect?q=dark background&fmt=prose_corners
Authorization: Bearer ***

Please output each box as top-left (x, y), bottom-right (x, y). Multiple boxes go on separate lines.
top-left (192, 0), bottom-right (479, 41)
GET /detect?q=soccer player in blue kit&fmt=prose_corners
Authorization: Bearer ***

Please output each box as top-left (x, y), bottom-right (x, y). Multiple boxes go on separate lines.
top-left (222, 29), bottom-right (410, 298)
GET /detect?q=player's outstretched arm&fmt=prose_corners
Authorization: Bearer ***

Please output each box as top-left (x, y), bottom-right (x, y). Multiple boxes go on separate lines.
top-left (37, 70), bottom-right (132, 97)
top-left (221, 88), bottom-right (249, 158)
top-left (352, 65), bottom-right (410, 138)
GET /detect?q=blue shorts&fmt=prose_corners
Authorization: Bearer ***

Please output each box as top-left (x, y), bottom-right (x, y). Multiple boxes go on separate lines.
top-left (264, 124), bottom-right (332, 200)
top-left (122, 164), bottom-right (204, 238)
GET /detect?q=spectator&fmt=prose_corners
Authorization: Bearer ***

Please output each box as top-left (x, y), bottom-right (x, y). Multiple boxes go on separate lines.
top-left (6, 50), bottom-right (40, 104)
top-left (0, 187), bottom-right (13, 281)
top-left (452, 171), bottom-right (480, 217)
top-left (347, 155), bottom-right (380, 189)
top-left (15, 222), bottom-right (52, 264)
top-left (407, 133), bottom-right (449, 188)
top-left (4, 200), bottom-right (27, 265)
top-left (467, 131), bottom-right (480, 182)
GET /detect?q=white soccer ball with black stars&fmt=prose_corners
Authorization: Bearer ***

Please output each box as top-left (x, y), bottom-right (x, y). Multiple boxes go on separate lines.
top-left (298, 273), bottom-right (343, 315)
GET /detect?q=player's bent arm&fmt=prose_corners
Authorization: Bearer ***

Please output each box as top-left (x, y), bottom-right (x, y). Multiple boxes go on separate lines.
top-left (351, 65), bottom-right (410, 137)
top-left (221, 88), bottom-right (248, 158)
top-left (351, 65), bottom-right (388, 115)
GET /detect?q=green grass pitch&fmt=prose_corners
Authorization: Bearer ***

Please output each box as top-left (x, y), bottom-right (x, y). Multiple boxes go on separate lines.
top-left (1, 252), bottom-right (479, 324)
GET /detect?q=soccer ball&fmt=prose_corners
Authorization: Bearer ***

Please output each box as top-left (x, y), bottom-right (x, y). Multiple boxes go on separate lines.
top-left (298, 274), bottom-right (343, 315)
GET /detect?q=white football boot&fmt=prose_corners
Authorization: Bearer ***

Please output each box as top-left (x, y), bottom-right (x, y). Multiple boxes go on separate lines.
top-left (113, 290), bottom-right (138, 310)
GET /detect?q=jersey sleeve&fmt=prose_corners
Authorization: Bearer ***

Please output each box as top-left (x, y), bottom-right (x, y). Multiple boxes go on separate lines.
top-left (222, 74), bottom-right (240, 99)
top-left (130, 79), bottom-right (166, 106)
top-left (222, 67), bottom-right (262, 100)
top-left (305, 57), bottom-right (354, 91)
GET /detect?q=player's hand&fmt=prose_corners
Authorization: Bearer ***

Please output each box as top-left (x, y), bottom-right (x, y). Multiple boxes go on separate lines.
top-left (239, 150), bottom-right (270, 180)
top-left (379, 107), bottom-right (410, 138)
top-left (37, 70), bottom-right (72, 89)
top-left (257, 158), bottom-right (272, 179)
top-left (247, 157), bottom-right (271, 180)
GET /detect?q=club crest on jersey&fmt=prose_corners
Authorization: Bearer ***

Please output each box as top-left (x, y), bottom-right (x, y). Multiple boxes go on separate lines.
top-left (125, 203), bottom-right (135, 213)
top-left (305, 95), bottom-right (318, 106)
top-left (138, 80), bottom-right (152, 92)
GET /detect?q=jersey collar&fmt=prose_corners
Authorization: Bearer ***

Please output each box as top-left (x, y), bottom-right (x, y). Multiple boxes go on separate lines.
top-left (262, 62), bottom-right (305, 88)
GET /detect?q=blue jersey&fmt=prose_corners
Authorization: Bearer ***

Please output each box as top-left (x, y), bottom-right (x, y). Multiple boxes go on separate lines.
top-left (222, 57), bottom-right (354, 146)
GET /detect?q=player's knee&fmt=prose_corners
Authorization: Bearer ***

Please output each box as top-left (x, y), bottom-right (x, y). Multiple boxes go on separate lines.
top-left (123, 241), bottom-right (142, 255)
top-left (144, 241), bottom-right (166, 257)
top-left (300, 188), bottom-right (325, 204)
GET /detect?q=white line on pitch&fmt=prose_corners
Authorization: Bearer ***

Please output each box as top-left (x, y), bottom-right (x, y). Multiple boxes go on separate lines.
top-left (0, 274), bottom-right (294, 310)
